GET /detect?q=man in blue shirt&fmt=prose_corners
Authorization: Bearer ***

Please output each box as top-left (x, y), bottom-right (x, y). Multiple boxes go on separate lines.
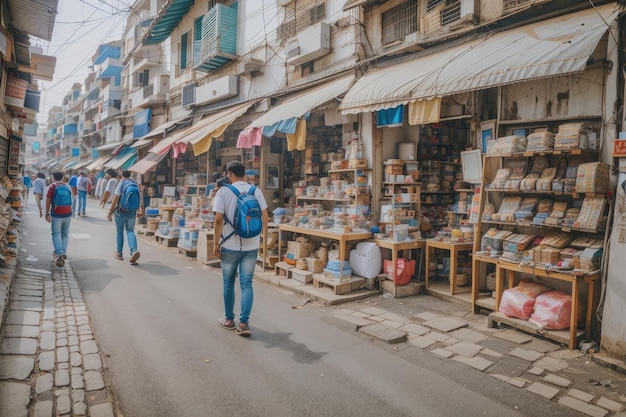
top-left (22, 174), bottom-right (31, 203)
top-left (32, 172), bottom-right (46, 217)
top-left (67, 172), bottom-right (78, 217)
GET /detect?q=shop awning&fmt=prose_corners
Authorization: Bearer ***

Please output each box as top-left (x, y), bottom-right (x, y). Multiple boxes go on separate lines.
top-left (340, 4), bottom-right (619, 114)
top-left (86, 155), bottom-right (112, 171)
top-left (181, 101), bottom-right (257, 156)
top-left (247, 76), bottom-right (354, 128)
top-left (97, 141), bottom-right (126, 151)
top-left (104, 149), bottom-right (138, 170)
top-left (73, 159), bottom-right (93, 170)
top-left (148, 130), bottom-right (188, 155)
top-left (133, 117), bottom-right (193, 150)
top-left (128, 151), bottom-right (168, 175)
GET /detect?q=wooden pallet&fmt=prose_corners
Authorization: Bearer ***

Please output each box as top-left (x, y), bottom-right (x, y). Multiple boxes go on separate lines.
top-left (312, 274), bottom-right (366, 295)
top-left (155, 232), bottom-right (178, 247)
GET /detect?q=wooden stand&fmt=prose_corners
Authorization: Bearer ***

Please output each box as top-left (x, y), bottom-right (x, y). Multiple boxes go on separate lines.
top-left (312, 274), bottom-right (366, 295)
top-left (375, 238), bottom-right (425, 297)
top-left (274, 261), bottom-right (293, 278)
top-left (291, 269), bottom-right (313, 283)
top-left (425, 240), bottom-right (473, 295)
top-left (155, 232), bottom-right (178, 247)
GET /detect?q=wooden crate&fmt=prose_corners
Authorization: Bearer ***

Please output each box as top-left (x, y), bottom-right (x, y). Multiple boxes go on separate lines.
top-left (155, 232), bottom-right (178, 247)
top-left (312, 274), bottom-right (366, 295)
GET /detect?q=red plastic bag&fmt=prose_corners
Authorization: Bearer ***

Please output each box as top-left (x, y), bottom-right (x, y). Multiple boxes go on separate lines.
top-left (499, 281), bottom-right (551, 320)
top-left (529, 291), bottom-right (571, 330)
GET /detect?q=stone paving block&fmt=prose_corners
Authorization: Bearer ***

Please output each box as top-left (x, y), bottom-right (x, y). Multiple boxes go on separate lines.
top-left (80, 340), bottom-right (98, 355)
top-left (380, 320), bottom-right (403, 329)
top-left (57, 347), bottom-right (69, 363)
top-left (567, 388), bottom-right (595, 403)
top-left (368, 316), bottom-right (385, 323)
top-left (39, 331), bottom-right (55, 350)
top-left (446, 341), bottom-right (483, 357)
top-left (336, 314), bottom-right (373, 328)
top-left (35, 373), bottom-right (53, 394)
top-left (6, 310), bottom-right (40, 326)
top-left (83, 353), bottom-right (102, 371)
top-left (73, 401), bottom-right (87, 416)
top-left (480, 348), bottom-right (503, 358)
top-left (526, 366), bottom-right (544, 376)
top-left (10, 301), bottom-right (42, 312)
top-left (422, 317), bottom-right (468, 333)
top-left (38, 351), bottom-right (54, 372)
top-left (431, 348), bottom-right (454, 358)
top-left (523, 339), bottom-right (561, 353)
top-left (349, 311), bottom-right (371, 318)
top-left (526, 382), bottom-right (560, 399)
top-left (507, 377), bottom-right (527, 388)
top-left (398, 323), bottom-right (429, 336)
top-left (423, 331), bottom-right (450, 343)
top-left (509, 347), bottom-right (544, 362)
top-left (493, 330), bottom-right (533, 344)
top-left (55, 369), bottom-right (70, 387)
top-left (558, 396), bottom-right (608, 417)
top-left (379, 312), bottom-right (411, 324)
top-left (1, 337), bottom-right (37, 355)
top-left (449, 328), bottom-right (489, 343)
top-left (359, 323), bottom-right (407, 344)
top-left (408, 336), bottom-right (436, 349)
top-left (70, 352), bottom-right (82, 367)
top-left (0, 356), bottom-right (34, 380)
top-left (534, 356), bottom-right (569, 372)
top-left (488, 355), bottom-right (531, 378)
top-left (0, 381), bottom-right (29, 417)
top-left (33, 400), bottom-right (53, 417)
top-left (359, 306), bottom-right (387, 316)
top-left (549, 350), bottom-right (584, 360)
top-left (452, 355), bottom-right (493, 371)
top-left (491, 373), bottom-right (510, 382)
top-left (413, 312), bottom-right (441, 321)
top-left (57, 394), bottom-right (71, 415)
top-left (72, 388), bottom-right (85, 403)
top-left (4, 325), bottom-right (39, 338)
top-left (42, 321), bottom-right (54, 331)
top-left (72, 372), bottom-right (84, 390)
top-left (542, 373), bottom-right (571, 387)
top-left (597, 397), bottom-right (623, 412)
top-left (90, 402), bottom-right (114, 417)
top-left (442, 337), bottom-right (460, 346)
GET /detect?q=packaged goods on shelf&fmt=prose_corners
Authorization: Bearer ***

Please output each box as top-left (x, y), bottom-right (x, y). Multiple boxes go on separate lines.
top-left (532, 199), bottom-right (554, 224)
top-left (492, 196), bottom-right (522, 222)
top-left (489, 168), bottom-right (511, 189)
top-left (499, 280), bottom-right (551, 320)
top-left (526, 131), bottom-right (555, 152)
top-left (481, 228), bottom-right (513, 252)
top-left (575, 162), bottom-right (610, 193)
top-left (514, 197), bottom-right (539, 221)
top-left (573, 197), bottom-right (606, 230)
top-left (529, 291), bottom-right (574, 330)
top-left (579, 247), bottom-right (602, 271)
top-left (554, 122), bottom-right (592, 150)
top-left (487, 135), bottom-right (528, 155)
top-left (536, 167), bottom-right (557, 191)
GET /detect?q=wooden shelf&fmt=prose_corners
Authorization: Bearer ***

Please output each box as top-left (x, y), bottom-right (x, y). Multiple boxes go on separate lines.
top-left (296, 196), bottom-right (353, 202)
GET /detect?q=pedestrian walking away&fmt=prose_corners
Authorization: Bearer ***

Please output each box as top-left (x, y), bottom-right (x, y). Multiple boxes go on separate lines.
top-left (213, 160), bottom-right (268, 337)
top-left (100, 168), bottom-right (118, 207)
top-left (45, 171), bottom-right (73, 267)
top-left (67, 171), bottom-right (78, 217)
top-left (76, 171), bottom-right (90, 216)
top-left (32, 172), bottom-right (46, 217)
top-left (22, 173), bottom-right (31, 203)
top-left (107, 170), bottom-right (141, 265)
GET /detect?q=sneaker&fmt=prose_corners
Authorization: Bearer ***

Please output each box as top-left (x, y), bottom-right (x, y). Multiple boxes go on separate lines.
top-left (61, 254), bottom-right (67, 260)
top-left (130, 251), bottom-right (140, 265)
top-left (114, 251), bottom-right (123, 260)
top-left (55, 256), bottom-right (64, 267)
top-left (217, 318), bottom-right (236, 330)
top-left (236, 322), bottom-right (252, 337)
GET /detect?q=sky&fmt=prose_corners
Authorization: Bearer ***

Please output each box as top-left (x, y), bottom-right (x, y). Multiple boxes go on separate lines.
top-left (36, 0), bottom-right (129, 125)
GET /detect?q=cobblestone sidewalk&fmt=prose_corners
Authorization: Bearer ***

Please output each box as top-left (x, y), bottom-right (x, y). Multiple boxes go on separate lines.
top-left (0, 263), bottom-right (116, 417)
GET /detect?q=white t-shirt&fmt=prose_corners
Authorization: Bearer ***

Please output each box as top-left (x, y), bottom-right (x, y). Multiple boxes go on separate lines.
top-left (104, 178), bottom-right (118, 200)
top-left (213, 181), bottom-right (268, 251)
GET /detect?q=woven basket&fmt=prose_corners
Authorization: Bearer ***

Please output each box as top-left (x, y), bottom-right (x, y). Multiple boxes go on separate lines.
top-left (295, 258), bottom-right (308, 270)
top-left (306, 257), bottom-right (325, 273)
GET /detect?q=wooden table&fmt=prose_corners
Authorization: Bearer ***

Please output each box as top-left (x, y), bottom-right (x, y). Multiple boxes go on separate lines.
top-left (375, 239), bottom-right (425, 283)
top-left (471, 253), bottom-right (499, 312)
top-left (278, 224), bottom-right (372, 271)
top-left (495, 261), bottom-right (599, 349)
top-left (425, 239), bottom-right (474, 295)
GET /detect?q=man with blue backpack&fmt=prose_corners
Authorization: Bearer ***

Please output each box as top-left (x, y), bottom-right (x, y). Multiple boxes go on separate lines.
top-left (107, 170), bottom-right (141, 265)
top-left (213, 160), bottom-right (268, 337)
top-left (45, 172), bottom-right (73, 267)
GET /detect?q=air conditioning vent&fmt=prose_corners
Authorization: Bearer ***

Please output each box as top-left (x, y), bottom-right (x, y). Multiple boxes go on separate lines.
top-left (182, 83), bottom-right (197, 107)
top-left (195, 75), bottom-right (239, 105)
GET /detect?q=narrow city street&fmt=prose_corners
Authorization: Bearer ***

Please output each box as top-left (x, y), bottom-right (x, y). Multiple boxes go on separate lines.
top-left (2, 199), bottom-right (613, 417)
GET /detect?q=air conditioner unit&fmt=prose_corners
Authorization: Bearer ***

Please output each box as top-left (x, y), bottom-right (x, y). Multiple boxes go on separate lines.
top-left (286, 22), bottom-right (331, 66)
top-left (195, 75), bottom-right (239, 105)
top-left (182, 83), bottom-right (196, 107)
top-left (237, 57), bottom-right (264, 75)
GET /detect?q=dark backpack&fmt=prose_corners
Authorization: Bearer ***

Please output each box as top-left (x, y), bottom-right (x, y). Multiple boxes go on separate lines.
top-left (222, 184), bottom-right (263, 243)
top-left (52, 183), bottom-right (73, 216)
top-left (119, 180), bottom-right (140, 211)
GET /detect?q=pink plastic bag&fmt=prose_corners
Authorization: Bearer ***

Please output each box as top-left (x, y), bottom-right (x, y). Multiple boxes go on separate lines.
top-left (499, 281), bottom-right (551, 320)
top-left (529, 291), bottom-right (572, 330)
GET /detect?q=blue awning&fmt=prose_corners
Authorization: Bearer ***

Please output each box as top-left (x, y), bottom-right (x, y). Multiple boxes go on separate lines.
top-left (104, 148), bottom-right (138, 170)
top-left (94, 45), bottom-right (122, 65)
top-left (144, 0), bottom-right (194, 45)
top-left (97, 64), bottom-right (123, 79)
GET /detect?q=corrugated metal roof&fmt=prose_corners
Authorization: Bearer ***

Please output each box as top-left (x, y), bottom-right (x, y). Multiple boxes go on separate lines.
top-left (144, 0), bottom-right (195, 45)
top-left (340, 4), bottom-right (619, 114)
top-left (7, 0), bottom-right (58, 41)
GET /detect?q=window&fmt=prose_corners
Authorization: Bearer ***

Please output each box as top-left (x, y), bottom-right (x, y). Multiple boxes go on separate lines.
top-left (180, 32), bottom-right (189, 71)
top-left (277, 1), bottom-right (326, 43)
top-left (194, 17), bottom-right (203, 65)
top-left (138, 70), bottom-right (149, 87)
top-left (382, 0), bottom-right (418, 45)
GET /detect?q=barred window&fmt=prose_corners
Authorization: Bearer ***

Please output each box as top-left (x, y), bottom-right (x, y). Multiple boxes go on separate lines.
top-left (277, 1), bottom-right (326, 43)
top-left (382, 0), bottom-right (418, 45)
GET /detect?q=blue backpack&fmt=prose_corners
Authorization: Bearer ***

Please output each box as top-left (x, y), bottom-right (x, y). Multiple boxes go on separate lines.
top-left (52, 183), bottom-right (73, 216)
top-left (119, 180), bottom-right (140, 211)
top-left (222, 184), bottom-right (263, 243)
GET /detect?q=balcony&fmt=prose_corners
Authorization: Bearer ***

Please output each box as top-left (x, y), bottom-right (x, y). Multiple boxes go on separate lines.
top-left (100, 85), bottom-right (122, 120)
top-left (195, 4), bottom-right (238, 73)
top-left (96, 57), bottom-right (124, 81)
top-left (130, 76), bottom-right (169, 109)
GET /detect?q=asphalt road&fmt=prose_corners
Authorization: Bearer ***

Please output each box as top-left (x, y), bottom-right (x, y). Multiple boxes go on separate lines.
top-left (24, 198), bottom-right (568, 417)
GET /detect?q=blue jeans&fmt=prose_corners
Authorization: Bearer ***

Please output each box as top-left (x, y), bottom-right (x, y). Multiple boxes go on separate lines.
top-left (114, 210), bottom-right (137, 255)
top-left (220, 248), bottom-right (257, 324)
top-left (77, 190), bottom-right (87, 214)
top-left (51, 216), bottom-right (71, 257)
